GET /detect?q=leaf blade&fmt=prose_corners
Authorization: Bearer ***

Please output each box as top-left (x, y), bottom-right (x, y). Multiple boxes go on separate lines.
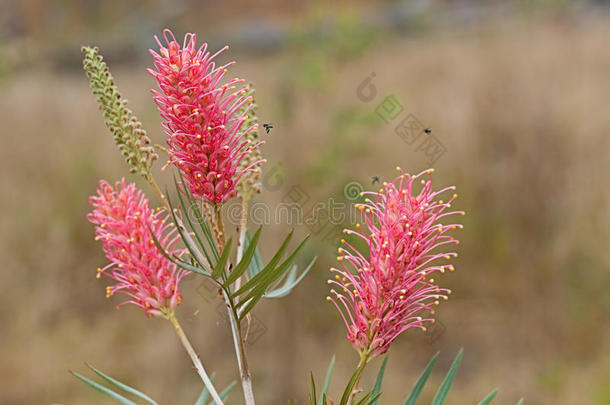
top-left (430, 349), bottom-right (463, 405)
top-left (71, 371), bottom-right (138, 405)
top-left (85, 363), bottom-right (158, 405)
top-left (404, 352), bottom-right (439, 405)
top-left (478, 389), bottom-right (498, 405)
top-left (371, 356), bottom-right (388, 405)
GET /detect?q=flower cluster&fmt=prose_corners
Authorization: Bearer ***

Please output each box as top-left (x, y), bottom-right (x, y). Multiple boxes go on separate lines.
top-left (148, 30), bottom-right (263, 204)
top-left (328, 168), bottom-right (464, 357)
top-left (88, 179), bottom-right (186, 317)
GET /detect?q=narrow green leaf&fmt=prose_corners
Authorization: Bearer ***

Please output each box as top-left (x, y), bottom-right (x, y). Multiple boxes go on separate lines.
top-left (149, 228), bottom-right (208, 278)
top-left (371, 356), bottom-right (388, 405)
top-left (404, 352), bottom-right (439, 405)
top-left (85, 363), bottom-right (158, 405)
top-left (237, 235), bottom-right (309, 310)
top-left (310, 372), bottom-right (317, 405)
top-left (71, 371), bottom-right (137, 405)
top-left (174, 175), bottom-right (214, 267)
top-left (339, 361), bottom-right (367, 405)
top-left (354, 391), bottom-right (374, 405)
top-left (233, 231), bottom-right (294, 297)
top-left (194, 372), bottom-right (216, 405)
top-left (319, 355), bottom-right (335, 404)
top-left (174, 258), bottom-right (212, 277)
top-left (515, 399), bottom-right (524, 405)
top-left (166, 192), bottom-right (209, 270)
top-left (224, 227), bottom-right (262, 286)
top-left (211, 238), bottom-right (232, 279)
top-left (179, 173), bottom-right (220, 261)
top-left (431, 349), bottom-right (463, 405)
top-left (265, 256), bottom-right (317, 298)
top-left (478, 389), bottom-right (498, 405)
top-left (245, 232), bottom-right (264, 278)
top-left (219, 381), bottom-right (237, 401)
top-left (355, 390), bottom-right (381, 405)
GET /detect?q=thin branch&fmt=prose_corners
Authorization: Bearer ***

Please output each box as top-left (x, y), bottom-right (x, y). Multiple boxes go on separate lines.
top-left (166, 311), bottom-right (224, 405)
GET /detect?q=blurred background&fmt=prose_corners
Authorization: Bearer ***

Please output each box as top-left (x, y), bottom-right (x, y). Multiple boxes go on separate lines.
top-left (1, 0), bottom-right (609, 404)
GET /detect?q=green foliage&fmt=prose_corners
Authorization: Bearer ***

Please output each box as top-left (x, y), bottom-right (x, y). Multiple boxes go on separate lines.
top-left (307, 350), bottom-right (520, 405)
top-left (371, 356), bottom-right (389, 405)
top-left (73, 364), bottom-right (235, 405)
top-left (404, 352), bottom-right (440, 405)
top-left (244, 232), bottom-right (316, 299)
top-left (430, 349), bottom-right (463, 405)
top-left (71, 365), bottom-right (156, 405)
top-left (478, 389), bottom-right (498, 405)
top-left (319, 355), bottom-right (335, 404)
top-left (81, 46), bottom-right (157, 179)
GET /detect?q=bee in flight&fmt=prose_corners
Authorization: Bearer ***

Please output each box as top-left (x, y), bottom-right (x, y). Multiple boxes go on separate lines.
top-left (263, 123), bottom-right (273, 134)
top-left (370, 175), bottom-right (380, 184)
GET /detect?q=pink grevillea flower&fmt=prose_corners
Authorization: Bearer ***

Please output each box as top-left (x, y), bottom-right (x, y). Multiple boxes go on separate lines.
top-left (148, 29), bottom-right (263, 204)
top-left (327, 168), bottom-right (464, 358)
top-left (88, 179), bottom-right (187, 317)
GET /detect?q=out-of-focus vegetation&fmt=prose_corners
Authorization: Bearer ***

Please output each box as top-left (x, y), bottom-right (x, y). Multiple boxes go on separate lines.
top-left (1, 1), bottom-right (609, 404)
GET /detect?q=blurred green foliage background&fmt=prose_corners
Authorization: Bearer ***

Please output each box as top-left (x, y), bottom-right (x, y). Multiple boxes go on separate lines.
top-left (1, 1), bottom-right (609, 404)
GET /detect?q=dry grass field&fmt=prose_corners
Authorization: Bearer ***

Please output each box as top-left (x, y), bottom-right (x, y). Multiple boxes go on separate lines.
top-left (1, 3), bottom-right (609, 404)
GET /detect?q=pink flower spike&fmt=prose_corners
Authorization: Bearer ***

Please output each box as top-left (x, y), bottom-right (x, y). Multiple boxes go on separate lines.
top-left (88, 179), bottom-right (187, 317)
top-left (148, 29), bottom-right (263, 204)
top-left (327, 168), bottom-right (464, 358)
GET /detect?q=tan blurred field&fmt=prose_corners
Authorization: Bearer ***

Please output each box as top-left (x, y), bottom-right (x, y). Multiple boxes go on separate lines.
top-left (1, 2), bottom-right (610, 405)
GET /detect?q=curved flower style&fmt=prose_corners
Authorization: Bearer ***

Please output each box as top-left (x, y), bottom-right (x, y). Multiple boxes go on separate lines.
top-left (327, 168), bottom-right (464, 358)
top-left (88, 179), bottom-right (186, 317)
top-left (148, 29), bottom-right (263, 204)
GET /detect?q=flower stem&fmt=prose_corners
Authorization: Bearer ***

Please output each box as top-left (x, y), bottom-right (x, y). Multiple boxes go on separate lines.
top-left (221, 291), bottom-right (256, 405)
top-left (167, 311), bottom-right (224, 405)
top-left (148, 175), bottom-right (171, 212)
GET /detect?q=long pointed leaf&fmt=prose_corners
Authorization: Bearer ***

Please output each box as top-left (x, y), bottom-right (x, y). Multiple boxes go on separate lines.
top-left (174, 258), bottom-right (212, 277)
top-left (265, 256), bottom-right (317, 298)
top-left (174, 175), bottom-right (215, 267)
top-left (371, 356), bottom-right (388, 405)
top-left (354, 390), bottom-right (374, 405)
top-left (219, 381), bottom-right (237, 401)
top-left (431, 349), bottom-right (463, 405)
top-left (245, 232), bottom-right (264, 278)
top-left (148, 228), bottom-right (210, 278)
top-left (194, 372), bottom-right (216, 405)
top-left (478, 389), bottom-right (498, 405)
top-left (166, 192), bottom-right (209, 270)
top-left (233, 231), bottom-right (294, 297)
top-left (85, 363), bottom-right (158, 405)
top-left (319, 355), bottom-right (335, 404)
top-left (224, 227), bottom-right (262, 286)
top-left (404, 352), bottom-right (439, 405)
top-left (237, 235), bottom-right (309, 309)
top-left (339, 361), bottom-right (367, 405)
top-left (211, 238), bottom-right (232, 279)
top-left (310, 372), bottom-right (317, 405)
top-left (515, 399), bottom-right (524, 405)
top-left (179, 173), bottom-right (220, 261)
top-left (71, 371), bottom-right (137, 405)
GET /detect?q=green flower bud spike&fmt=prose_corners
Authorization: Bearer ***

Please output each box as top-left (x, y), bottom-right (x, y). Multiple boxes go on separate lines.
top-left (82, 46), bottom-right (158, 180)
top-left (235, 82), bottom-right (264, 202)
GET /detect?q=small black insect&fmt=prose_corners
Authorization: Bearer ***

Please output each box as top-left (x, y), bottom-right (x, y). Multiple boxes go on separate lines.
top-left (370, 175), bottom-right (380, 184)
top-left (263, 123), bottom-right (273, 134)
top-left (424, 128), bottom-right (432, 134)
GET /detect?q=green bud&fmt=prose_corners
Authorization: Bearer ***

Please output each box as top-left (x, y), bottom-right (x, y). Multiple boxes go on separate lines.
top-left (82, 46), bottom-right (157, 179)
